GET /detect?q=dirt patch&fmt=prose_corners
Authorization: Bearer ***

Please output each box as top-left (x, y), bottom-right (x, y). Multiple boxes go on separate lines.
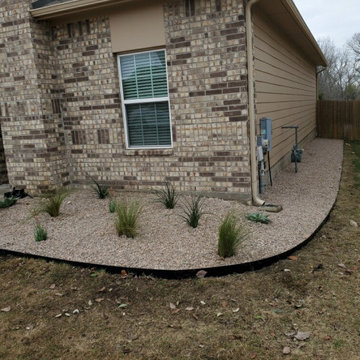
top-left (0, 138), bottom-right (343, 270)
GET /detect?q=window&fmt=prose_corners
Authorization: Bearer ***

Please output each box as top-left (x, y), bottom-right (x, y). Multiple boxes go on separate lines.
top-left (185, 0), bottom-right (195, 17)
top-left (118, 50), bottom-right (172, 148)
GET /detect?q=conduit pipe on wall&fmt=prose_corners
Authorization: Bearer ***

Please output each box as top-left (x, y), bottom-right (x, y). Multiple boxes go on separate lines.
top-left (246, 0), bottom-right (265, 206)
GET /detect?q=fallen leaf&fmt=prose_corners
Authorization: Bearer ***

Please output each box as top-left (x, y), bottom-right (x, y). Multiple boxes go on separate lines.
top-left (64, 313), bottom-right (71, 317)
top-left (283, 269), bottom-right (291, 272)
top-left (170, 303), bottom-right (176, 310)
top-left (121, 270), bottom-right (128, 278)
top-left (172, 309), bottom-right (181, 314)
top-left (49, 284), bottom-right (56, 289)
top-left (90, 273), bottom-right (98, 278)
top-left (88, 300), bottom-right (93, 306)
top-left (1, 307), bottom-right (11, 312)
top-left (324, 335), bottom-right (332, 340)
top-left (95, 298), bottom-right (104, 303)
top-left (55, 293), bottom-right (63, 297)
top-left (285, 331), bottom-right (296, 337)
top-left (118, 304), bottom-right (127, 308)
top-left (250, 353), bottom-right (257, 359)
top-left (70, 286), bottom-right (78, 291)
top-left (312, 264), bottom-right (324, 273)
top-left (221, 301), bottom-right (227, 308)
top-left (200, 301), bottom-right (206, 305)
top-left (73, 309), bottom-right (80, 314)
top-left (338, 263), bottom-right (346, 269)
top-left (288, 256), bottom-right (298, 261)
top-left (216, 312), bottom-right (223, 317)
top-left (98, 287), bottom-right (106, 293)
top-left (185, 307), bottom-right (194, 311)
top-left (233, 308), bottom-right (240, 313)
top-left (294, 331), bottom-right (311, 341)
top-left (55, 313), bottom-right (62, 318)
top-left (192, 314), bottom-right (199, 320)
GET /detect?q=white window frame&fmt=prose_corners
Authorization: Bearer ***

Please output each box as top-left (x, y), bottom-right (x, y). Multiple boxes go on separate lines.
top-left (117, 49), bottom-right (173, 150)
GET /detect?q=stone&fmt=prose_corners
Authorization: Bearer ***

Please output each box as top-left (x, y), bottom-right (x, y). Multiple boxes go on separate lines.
top-left (283, 347), bottom-right (291, 355)
top-left (350, 220), bottom-right (358, 228)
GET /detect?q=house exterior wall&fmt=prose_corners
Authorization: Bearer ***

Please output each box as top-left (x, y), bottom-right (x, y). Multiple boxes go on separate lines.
top-left (0, 0), bottom-right (252, 198)
top-left (253, 10), bottom-right (317, 171)
top-left (0, 0), bottom-right (70, 192)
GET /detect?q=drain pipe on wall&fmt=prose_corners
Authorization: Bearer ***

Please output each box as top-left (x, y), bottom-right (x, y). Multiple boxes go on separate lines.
top-left (246, 0), bottom-right (265, 206)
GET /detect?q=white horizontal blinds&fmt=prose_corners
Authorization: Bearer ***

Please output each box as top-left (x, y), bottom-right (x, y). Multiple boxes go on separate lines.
top-left (126, 102), bottom-right (171, 146)
top-left (120, 50), bottom-right (171, 147)
top-left (120, 51), bottom-right (168, 99)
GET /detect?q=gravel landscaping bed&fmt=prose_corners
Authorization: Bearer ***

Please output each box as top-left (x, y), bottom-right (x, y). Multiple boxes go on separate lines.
top-left (0, 138), bottom-right (343, 270)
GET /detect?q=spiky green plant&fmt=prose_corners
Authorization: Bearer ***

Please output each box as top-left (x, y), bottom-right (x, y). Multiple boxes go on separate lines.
top-left (34, 223), bottom-right (47, 242)
top-left (0, 197), bottom-right (17, 209)
top-left (115, 201), bottom-right (142, 238)
top-left (246, 212), bottom-right (271, 224)
top-left (181, 195), bottom-right (204, 228)
top-left (109, 198), bottom-right (117, 213)
top-left (34, 189), bottom-right (71, 218)
top-left (218, 212), bottom-right (249, 258)
top-left (155, 182), bottom-right (179, 209)
top-left (89, 175), bottom-right (109, 199)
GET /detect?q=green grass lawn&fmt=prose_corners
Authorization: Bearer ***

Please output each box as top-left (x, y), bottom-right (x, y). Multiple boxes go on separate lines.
top-left (0, 141), bottom-right (359, 360)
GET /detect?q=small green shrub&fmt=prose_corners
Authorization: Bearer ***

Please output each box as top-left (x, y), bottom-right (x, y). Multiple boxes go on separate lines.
top-left (109, 198), bottom-right (117, 213)
top-left (155, 182), bottom-right (179, 209)
top-left (218, 213), bottom-right (249, 258)
top-left (115, 201), bottom-right (142, 238)
top-left (34, 223), bottom-right (47, 242)
top-left (35, 189), bottom-right (71, 218)
top-left (246, 212), bottom-right (270, 224)
top-left (0, 197), bottom-right (17, 209)
top-left (87, 174), bottom-right (109, 199)
top-left (181, 195), bottom-right (204, 228)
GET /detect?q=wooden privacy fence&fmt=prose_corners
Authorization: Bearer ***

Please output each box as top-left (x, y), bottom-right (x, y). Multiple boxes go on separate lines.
top-left (317, 100), bottom-right (360, 140)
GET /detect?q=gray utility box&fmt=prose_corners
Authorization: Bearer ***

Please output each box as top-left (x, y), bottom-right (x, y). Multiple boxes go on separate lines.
top-left (260, 117), bottom-right (272, 152)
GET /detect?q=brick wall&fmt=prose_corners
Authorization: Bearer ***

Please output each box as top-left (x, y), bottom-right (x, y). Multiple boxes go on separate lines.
top-left (0, 0), bottom-right (69, 193)
top-left (0, 0), bottom-right (251, 199)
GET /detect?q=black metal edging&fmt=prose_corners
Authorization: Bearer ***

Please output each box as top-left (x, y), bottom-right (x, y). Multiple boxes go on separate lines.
top-left (0, 201), bottom-right (335, 280)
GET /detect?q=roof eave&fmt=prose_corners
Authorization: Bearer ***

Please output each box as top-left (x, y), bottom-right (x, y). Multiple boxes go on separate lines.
top-left (282, 0), bottom-right (327, 67)
top-left (30, 0), bottom-right (135, 19)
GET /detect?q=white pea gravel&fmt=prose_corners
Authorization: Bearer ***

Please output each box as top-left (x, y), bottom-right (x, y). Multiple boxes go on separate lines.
top-left (0, 138), bottom-right (343, 270)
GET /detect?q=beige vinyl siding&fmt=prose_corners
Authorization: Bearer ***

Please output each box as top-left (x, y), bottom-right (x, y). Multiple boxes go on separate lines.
top-left (253, 11), bottom-right (317, 167)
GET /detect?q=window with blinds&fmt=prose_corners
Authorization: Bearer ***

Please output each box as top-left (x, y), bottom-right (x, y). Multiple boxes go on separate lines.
top-left (118, 50), bottom-right (172, 148)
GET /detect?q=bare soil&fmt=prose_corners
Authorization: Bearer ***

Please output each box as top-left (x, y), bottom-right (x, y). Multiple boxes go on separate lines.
top-left (0, 141), bottom-right (359, 360)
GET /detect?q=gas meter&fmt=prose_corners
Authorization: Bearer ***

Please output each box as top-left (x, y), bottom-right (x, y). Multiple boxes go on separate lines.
top-left (260, 117), bottom-right (272, 152)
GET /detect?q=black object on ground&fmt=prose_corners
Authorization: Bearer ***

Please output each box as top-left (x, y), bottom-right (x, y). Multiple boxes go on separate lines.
top-left (4, 188), bottom-right (31, 200)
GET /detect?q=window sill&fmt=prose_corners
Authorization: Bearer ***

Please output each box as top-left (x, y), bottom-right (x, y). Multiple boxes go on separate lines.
top-left (123, 148), bottom-right (174, 157)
